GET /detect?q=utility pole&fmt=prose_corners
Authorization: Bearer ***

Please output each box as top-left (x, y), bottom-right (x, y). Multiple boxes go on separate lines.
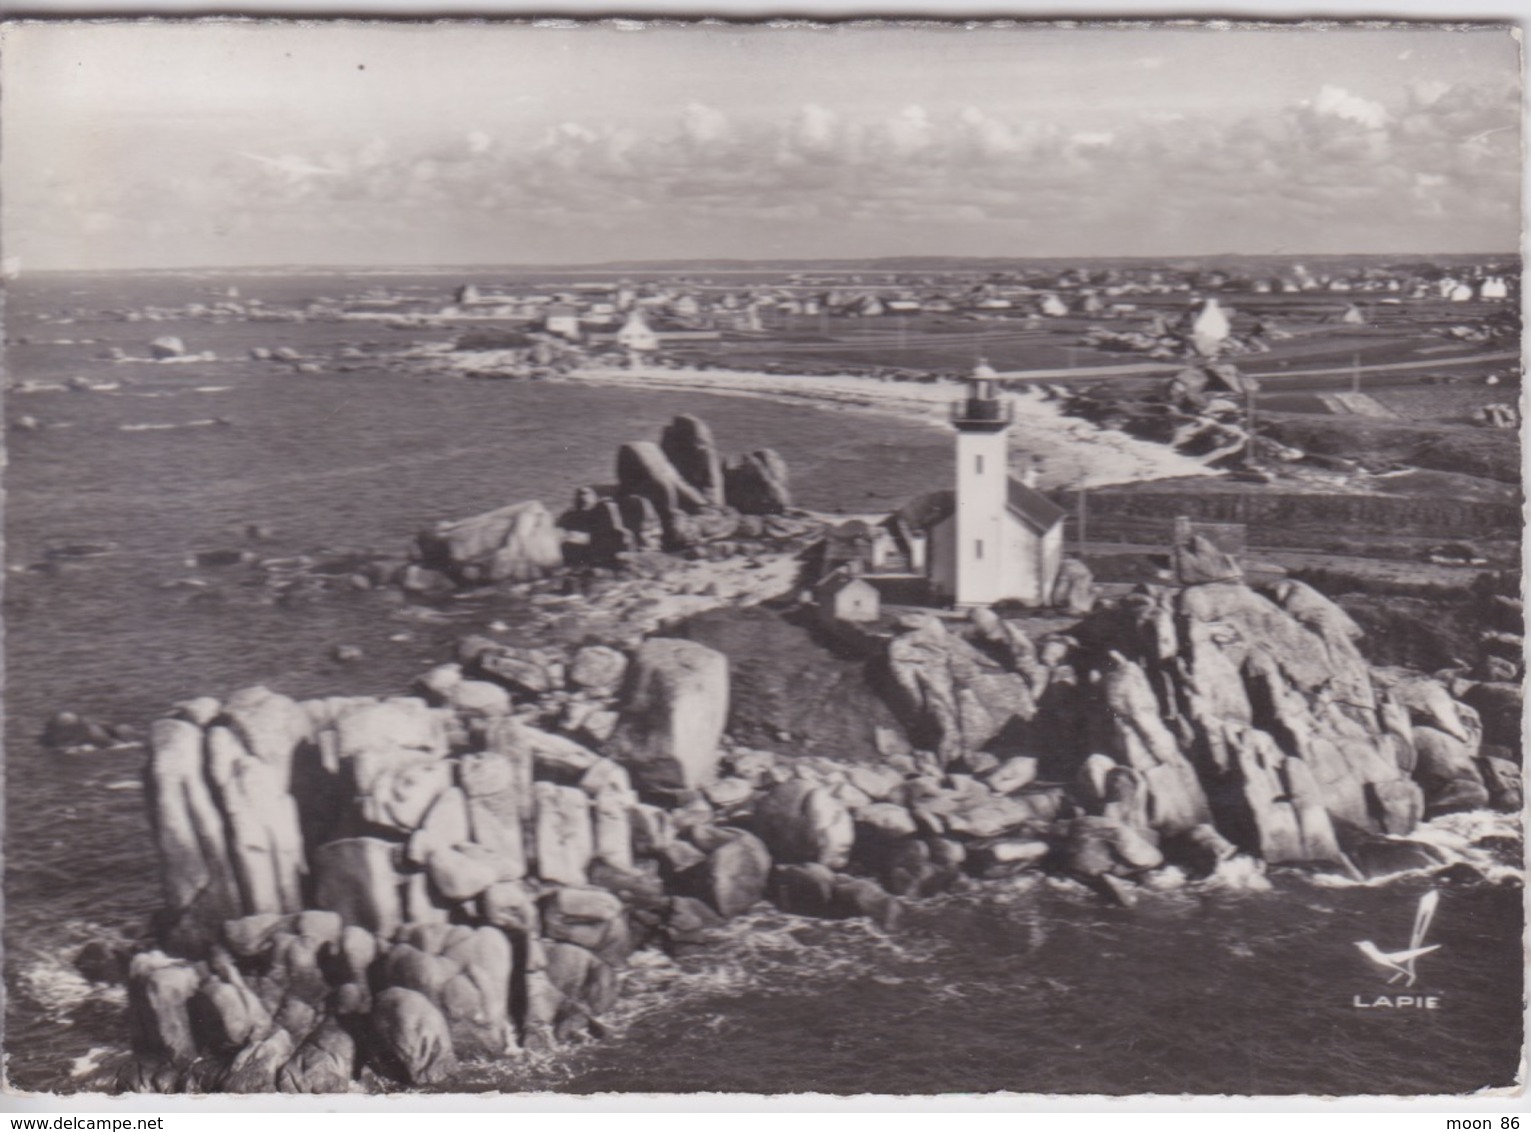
top-left (1076, 482), bottom-right (1088, 556)
top-left (1244, 378), bottom-right (1259, 468)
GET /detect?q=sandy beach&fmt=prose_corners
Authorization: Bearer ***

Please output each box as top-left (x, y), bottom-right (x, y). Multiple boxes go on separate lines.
top-left (444, 355), bottom-right (1218, 491)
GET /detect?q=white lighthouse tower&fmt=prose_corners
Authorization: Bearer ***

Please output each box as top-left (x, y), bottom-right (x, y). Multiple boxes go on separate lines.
top-left (951, 361), bottom-right (1013, 607)
top-left (918, 364), bottom-right (1066, 608)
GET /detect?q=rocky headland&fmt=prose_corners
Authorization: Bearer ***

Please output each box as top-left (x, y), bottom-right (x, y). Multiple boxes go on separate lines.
top-left (114, 412), bottom-right (1522, 1094)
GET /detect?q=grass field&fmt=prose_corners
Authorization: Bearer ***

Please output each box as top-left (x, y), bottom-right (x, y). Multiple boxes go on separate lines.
top-left (1365, 384), bottom-right (1519, 424)
top-left (1260, 411), bottom-right (1521, 484)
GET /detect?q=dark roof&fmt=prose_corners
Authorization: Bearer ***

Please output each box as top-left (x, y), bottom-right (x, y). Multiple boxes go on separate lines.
top-left (1007, 478), bottom-right (1067, 532)
top-left (898, 479), bottom-right (1066, 535)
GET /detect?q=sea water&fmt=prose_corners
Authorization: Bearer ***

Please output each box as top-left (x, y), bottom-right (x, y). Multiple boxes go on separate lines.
top-left (4, 273), bottom-right (1522, 1096)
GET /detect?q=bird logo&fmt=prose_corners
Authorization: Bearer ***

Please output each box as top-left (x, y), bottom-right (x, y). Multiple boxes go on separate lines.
top-left (1354, 890), bottom-right (1441, 988)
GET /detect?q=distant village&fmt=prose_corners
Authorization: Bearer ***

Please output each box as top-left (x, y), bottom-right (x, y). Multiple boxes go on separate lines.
top-left (38, 259), bottom-right (1518, 345)
top-left (18, 256), bottom-right (1520, 391)
top-left (330, 260), bottom-right (1519, 344)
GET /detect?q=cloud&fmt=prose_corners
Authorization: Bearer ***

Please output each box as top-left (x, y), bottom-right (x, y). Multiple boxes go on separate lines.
top-left (1313, 84), bottom-right (1389, 129)
top-left (884, 105), bottom-right (935, 157)
top-left (957, 106), bottom-right (1018, 157)
top-left (680, 102), bottom-right (730, 146)
top-left (1409, 80), bottom-right (1451, 108)
top-left (7, 78), bottom-right (1520, 266)
top-left (791, 103), bottom-right (838, 153)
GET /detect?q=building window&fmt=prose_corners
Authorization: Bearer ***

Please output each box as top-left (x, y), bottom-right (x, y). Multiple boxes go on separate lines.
top-left (975, 454), bottom-right (984, 474)
top-left (975, 539), bottom-right (984, 560)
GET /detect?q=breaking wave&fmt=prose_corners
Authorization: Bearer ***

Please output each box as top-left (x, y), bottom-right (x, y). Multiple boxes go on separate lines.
top-left (1310, 810), bottom-right (1524, 889)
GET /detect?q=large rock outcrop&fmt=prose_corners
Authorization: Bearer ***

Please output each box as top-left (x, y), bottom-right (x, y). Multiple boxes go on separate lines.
top-left (146, 719), bottom-right (245, 952)
top-left (1065, 577), bottom-right (1447, 861)
top-left (884, 614), bottom-right (1036, 768)
top-left (660, 414), bottom-right (726, 506)
top-left (146, 690), bottom-right (313, 951)
top-left (415, 500), bottom-right (564, 584)
top-left (132, 674), bottom-right (914, 1094)
top-left (134, 680), bottom-right (646, 1091)
top-left (876, 573), bottom-right (1471, 872)
top-left (724, 449), bottom-right (791, 515)
top-left (1092, 650), bottom-right (1211, 835)
top-left (125, 512), bottom-right (1504, 1095)
top-left (616, 442), bottom-right (709, 524)
top-left (560, 417), bottom-right (795, 561)
top-left (205, 725), bottom-right (306, 917)
top-left (609, 639), bottom-right (729, 793)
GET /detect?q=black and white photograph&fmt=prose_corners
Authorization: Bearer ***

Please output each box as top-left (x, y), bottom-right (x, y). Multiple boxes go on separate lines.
top-left (1, 14), bottom-right (1524, 1101)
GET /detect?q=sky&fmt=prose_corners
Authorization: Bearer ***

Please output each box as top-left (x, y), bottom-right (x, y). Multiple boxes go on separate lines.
top-left (1, 21), bottom-right (1522, 269)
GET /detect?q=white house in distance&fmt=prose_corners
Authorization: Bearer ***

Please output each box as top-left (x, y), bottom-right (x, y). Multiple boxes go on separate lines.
top-left (923, 370), bottom-right (1065, 608)
top-left (1479, 276), bottom-right (1510, 300)
top-left (544, 303), bottom-right (582, 339)
top-left (615, 308), bottom-right (660, 353)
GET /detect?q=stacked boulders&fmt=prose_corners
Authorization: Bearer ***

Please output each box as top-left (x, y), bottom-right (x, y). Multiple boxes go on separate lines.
top-left (559, 414), bottom-right (793, 564)
top-left (129, 657), bottom-right (667, 1091)
top-left (131, 606), bottom-right (1232, 1090)
top-left (124, 522), bottom-right (1515, 1089)
top-left (128, 631), bottom-right (921, 1092)
top-left (875, 553), bottom-right (1506, 887)
top-left (707, 744), bottom-right (1063, 913)
top-left (400, 416), bottom-right (807, 596)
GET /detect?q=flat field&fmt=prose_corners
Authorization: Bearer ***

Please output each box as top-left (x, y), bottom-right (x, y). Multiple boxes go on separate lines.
top-left (655, 294), bottom-right (1517, 395)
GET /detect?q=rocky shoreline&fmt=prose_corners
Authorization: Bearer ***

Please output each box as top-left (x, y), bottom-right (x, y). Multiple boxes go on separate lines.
top-left (114, 412), bottom-right (1522, 1095)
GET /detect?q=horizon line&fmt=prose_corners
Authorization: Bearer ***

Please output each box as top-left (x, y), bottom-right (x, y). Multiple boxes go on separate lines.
top-left (15, 250), bottom-right (1523, 275)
